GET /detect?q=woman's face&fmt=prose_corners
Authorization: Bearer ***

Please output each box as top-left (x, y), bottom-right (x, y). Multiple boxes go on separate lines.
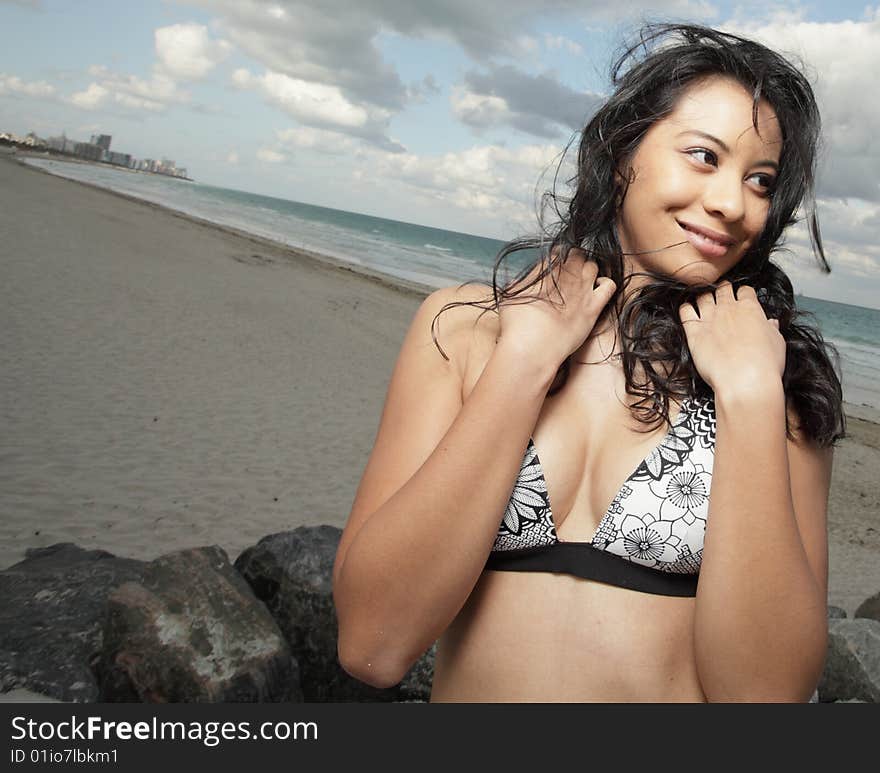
top-left (614, 75), bottom-right (782, 286)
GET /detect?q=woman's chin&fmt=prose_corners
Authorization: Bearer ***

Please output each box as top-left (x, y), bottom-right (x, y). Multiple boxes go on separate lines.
top-left (668, 260), bottom-right (721, 286)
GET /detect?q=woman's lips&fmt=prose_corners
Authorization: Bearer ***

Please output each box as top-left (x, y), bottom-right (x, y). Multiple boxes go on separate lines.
top-left (677, 221), bottom-right (733, 258)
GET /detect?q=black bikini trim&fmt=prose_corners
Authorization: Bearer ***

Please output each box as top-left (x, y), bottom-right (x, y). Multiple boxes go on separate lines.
top-left (483, 542), bottom-right (699, 597)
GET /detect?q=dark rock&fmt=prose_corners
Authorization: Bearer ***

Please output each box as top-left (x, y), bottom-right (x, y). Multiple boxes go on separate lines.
top-left (95, 546), bottom-right (301, 702)
top-left (398, 642), bottom-right (436, 701)
top-left (854, 592), bottom-right (880, 623)
top-left (828, 605), bottom-right (847, 619)
top-left (235, 525), bottom-right (435, 702)
top-left (0, 543), bottom-right (146, 702)
top-left (818, 619), bottom-right (880, 703)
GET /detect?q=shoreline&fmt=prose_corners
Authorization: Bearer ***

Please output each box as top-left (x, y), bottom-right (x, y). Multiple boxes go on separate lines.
top-left (10, 150), bottom-right (879, 422)
top-left (1, 148), bottom-right (878, 621)
top-left (6, 147), bottom-right (194, 180)
top-left (8, 149), bottom-right (440, 300)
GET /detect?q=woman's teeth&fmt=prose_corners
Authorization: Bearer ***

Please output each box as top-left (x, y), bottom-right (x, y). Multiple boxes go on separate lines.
top-left (682, 225), bottom-right (726, 246)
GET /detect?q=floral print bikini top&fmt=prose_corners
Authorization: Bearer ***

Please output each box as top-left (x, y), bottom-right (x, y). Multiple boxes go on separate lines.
top-left (483, 395), bottom-right (717, 596)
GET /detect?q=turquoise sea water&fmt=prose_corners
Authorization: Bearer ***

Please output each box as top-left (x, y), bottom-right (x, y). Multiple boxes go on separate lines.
top-left (22, 155), bottom-right (880, 411)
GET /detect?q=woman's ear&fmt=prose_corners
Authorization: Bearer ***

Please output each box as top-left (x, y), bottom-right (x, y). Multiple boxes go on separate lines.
top-left (612, 163), bottom-right (633, 208)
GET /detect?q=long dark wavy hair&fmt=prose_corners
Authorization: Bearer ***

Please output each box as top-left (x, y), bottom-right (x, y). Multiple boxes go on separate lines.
top-left (432, 22), bottom-right (845, 448)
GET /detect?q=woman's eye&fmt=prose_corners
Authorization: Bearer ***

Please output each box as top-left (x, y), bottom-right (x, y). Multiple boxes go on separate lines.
top-left (750, 173), bottom-right (776, 194)
top-left (688, 148), bottom-right (717, 165)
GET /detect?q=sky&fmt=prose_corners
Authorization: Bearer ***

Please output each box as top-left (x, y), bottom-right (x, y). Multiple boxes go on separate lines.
top-left (1, 0), bottom-right (879, 309)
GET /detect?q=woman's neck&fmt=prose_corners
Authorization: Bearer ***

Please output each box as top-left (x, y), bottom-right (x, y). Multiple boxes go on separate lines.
top-left (573, 304), bottom-right (623, 364)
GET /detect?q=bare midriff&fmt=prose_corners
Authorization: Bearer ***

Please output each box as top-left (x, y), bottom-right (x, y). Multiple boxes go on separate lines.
top-left (429, 294), bottom-right (707, 702)
top-left (429, 569), bottom-right (705, 702)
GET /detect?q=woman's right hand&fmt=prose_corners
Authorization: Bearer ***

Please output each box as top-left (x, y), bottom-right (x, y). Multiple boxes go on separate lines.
top-left (497, 247), bottom-right (617, 369)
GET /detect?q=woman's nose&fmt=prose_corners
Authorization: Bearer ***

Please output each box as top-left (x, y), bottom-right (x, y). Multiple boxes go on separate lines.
top-left (702, 170), bottom-right (746, 222)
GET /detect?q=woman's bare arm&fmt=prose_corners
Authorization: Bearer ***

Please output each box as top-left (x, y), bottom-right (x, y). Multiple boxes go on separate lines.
top-left (678, 282), bottom-right (831, 701)
top-left (332, 285), bottom-right (559, 688)
top-left (693, 379), bottom-right (832, 702)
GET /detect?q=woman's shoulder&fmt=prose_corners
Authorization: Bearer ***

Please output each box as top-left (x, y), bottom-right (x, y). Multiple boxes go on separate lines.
top-left (420, 280), bottom-right (500, 349)
top-left (408, 282), bottom-right (499, 397)
top-left (425, 281), bottom-right (497, 311)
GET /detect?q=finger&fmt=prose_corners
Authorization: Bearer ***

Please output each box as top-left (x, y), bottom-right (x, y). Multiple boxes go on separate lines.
top-left (581, 255), bottom-right (599, 279)
top-left (695, 290), bottom-right (715, 317)
top-left (715, 280), bottom-right (735, 303)
top-left (735, 283), bottom-right (757, 302)
top-left (679, 301), bottom-right (699, 324)
top-left (593, 276), bottom-right (617, 300)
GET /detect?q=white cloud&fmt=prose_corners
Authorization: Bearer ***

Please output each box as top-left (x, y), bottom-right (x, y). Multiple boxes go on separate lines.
top-left (515, 35), bottom-right (541, 55)
top-left (113, 92), bottom-right (166, 112)
top-left (230, 68), bottom-right (252, 88)
top-left (767, 195), bottom-right (880, 309)
top-left (589, 0), bottom-right (718, 21)
top-left (180, 0), bottom-right (715, 119)
top-left (364, 142), bottom-right (564, 228)
top-left (87, 65), bottom-right (189, 104)
top-left (544, 33), bottom-right (583, 55)
top-left (4, 22), bottom-right (214, 120)
top-left (176, 1), bottom-right (719, 150)
top-left (154, 23), bottom-right (233, 81)
top-left (832, 247), bottom-right (880, 278)
top-left (450, 88), bottom-right (510, 130)
top-left (276, 126), bottom-right (358, 154)
top-left (256, 147), bottom-right (286, 163)
top-left (452, 64), bottom-right (603, 138)
top-left (259, 71), bottom-right (369, 128)
top-left (66, 65), bottom-right (190, 114)
top-left (231, 67), bottom-right (402, 151)
top-left (68, 83), bottom-right (108, 109)
top-left (63, 24), bottom-right (216, 116)
top-left (720, 11), bottom-right (880, 202)
top-left (0, 73), bottom-right (56, 97)
top-left (183, 0), bottom-right (409, 110)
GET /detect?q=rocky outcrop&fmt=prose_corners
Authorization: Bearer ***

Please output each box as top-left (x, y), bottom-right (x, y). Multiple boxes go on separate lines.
top-left (234, 525), bottom-right (433, 702)
top-left (818, 619), bottom-right (880, 703)
top-left (3, 532), bottom-right (880, 704)
top-left (855, 592), bottom-right (880, 623)
top-left (0, 544), bottom-right (146, 702)
top-left (94, 546), bottom-right (300, 702)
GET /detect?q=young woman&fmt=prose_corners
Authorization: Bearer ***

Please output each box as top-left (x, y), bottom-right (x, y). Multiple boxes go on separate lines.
top-left (332, 23), bottom-right (845, 702)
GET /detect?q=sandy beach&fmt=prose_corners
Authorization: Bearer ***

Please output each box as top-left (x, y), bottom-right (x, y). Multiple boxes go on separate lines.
top-left (1, 150), bottom-right (878, 630)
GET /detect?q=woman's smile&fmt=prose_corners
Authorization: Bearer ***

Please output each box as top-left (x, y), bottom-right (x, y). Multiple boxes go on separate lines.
top-left (677, 220), bottom-right (736, 258)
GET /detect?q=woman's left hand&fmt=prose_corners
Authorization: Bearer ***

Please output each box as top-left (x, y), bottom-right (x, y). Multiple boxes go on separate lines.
top-left (678, 281), bottom-right (786, 397)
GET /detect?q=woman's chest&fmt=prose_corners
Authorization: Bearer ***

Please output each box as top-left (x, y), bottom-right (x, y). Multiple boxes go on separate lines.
top-left (463, 320), bottom-right (716, 573)
top-left (464, 321), bottom-right (623, 523)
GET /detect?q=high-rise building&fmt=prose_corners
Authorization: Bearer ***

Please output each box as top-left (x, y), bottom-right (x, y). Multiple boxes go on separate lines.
top-left (90, 134), bottom-right (112, 151)
top-left (108, 151), bottom-right (131, 167)
top-left (75, 142), bottom-right (102, 161)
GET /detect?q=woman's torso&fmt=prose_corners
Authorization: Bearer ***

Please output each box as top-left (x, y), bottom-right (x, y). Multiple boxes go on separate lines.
top-left (429, 293), bottom-right (708, 702)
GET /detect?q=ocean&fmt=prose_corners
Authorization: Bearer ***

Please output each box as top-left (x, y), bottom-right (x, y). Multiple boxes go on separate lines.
top-left (21, 155), bottom-right (880, 413)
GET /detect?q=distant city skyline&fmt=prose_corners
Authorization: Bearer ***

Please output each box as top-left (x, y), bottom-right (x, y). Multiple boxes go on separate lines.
top-left (1, 125), bottom-right (190, 179)
top-left (1, 1), bottom-right (879, 308)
